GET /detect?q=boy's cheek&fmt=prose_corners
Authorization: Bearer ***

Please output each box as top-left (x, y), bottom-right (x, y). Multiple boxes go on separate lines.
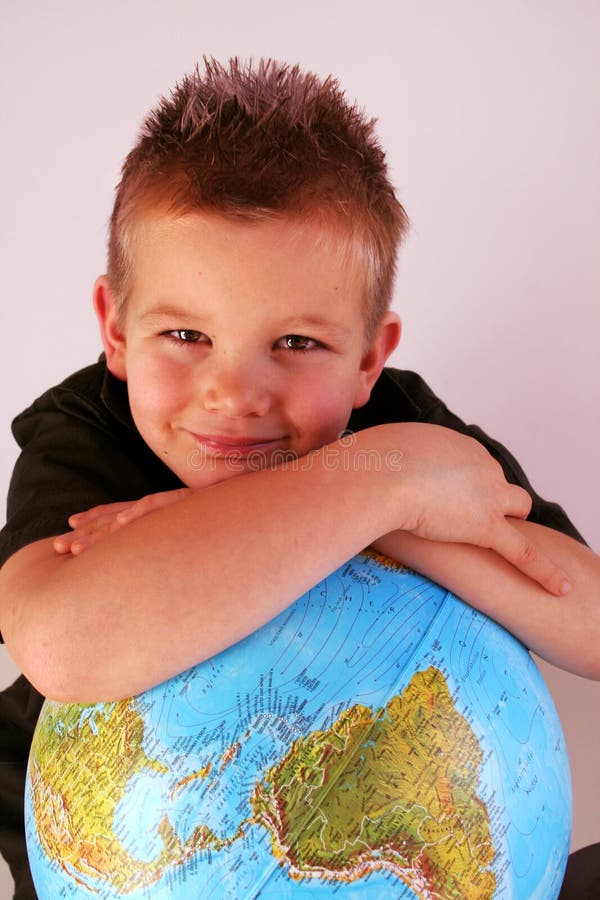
top-left (127, 357), bottom-right (188, 418)
top-left (305, 384), bottom-right (359, 436)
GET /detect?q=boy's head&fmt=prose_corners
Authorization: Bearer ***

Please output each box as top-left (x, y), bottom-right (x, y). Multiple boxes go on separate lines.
top-left (107, 57), bottom-right (408, 340)
top-left (96, 58), bottom-right (406, 488)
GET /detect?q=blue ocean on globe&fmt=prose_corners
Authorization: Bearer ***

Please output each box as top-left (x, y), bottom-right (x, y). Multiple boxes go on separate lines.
top-left (25, 551), bottom-right (571, 899)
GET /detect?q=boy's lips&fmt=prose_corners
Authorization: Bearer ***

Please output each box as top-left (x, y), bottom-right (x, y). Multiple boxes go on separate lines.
top-left (190, 432), bottom-right (287, 458)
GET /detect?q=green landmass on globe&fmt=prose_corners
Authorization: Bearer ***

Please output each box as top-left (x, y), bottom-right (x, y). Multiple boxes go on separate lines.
top-left (252, 666), bottom-right (495, 897)
top-left (28, 700), bottom-right (224, 894)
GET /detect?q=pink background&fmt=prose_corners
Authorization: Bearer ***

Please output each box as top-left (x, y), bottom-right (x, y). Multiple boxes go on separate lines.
top-left (1, 1), bottom-right (598, 891)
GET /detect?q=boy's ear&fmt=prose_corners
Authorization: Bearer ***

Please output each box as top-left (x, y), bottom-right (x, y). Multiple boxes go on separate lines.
top-left (353, 312), bottom-right (401, 409)
top-left (93, 276), bottom-right (128, 381)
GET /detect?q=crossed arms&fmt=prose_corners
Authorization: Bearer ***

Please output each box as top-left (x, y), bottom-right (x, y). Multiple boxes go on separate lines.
top-left (1, 423), bottom-right (598, 702)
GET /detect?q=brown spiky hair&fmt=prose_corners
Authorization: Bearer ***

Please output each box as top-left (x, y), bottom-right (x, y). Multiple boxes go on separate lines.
top-left (107, 57), bottom-right (409, 339)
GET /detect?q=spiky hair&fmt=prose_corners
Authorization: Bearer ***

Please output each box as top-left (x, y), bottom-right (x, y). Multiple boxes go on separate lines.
top-left (107, 57), bottom-right (408, 334)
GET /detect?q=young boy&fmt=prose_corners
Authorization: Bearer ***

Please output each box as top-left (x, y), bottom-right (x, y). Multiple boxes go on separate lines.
top-left (0, 57), bottom-right (598, 899)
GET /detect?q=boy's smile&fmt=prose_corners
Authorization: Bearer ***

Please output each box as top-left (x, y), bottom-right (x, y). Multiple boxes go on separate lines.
top-left (95, 211), bottom-right (400, 488)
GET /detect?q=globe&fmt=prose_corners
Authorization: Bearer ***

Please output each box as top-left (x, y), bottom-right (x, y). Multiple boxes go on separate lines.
top-left (25, 551), bottom-right (571, 899)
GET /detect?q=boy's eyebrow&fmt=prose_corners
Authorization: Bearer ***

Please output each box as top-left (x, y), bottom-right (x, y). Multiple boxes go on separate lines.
top-left (137, 305), bottom-right (203, 325)
top-left (138, 307), bottom-right (354, 338)
top-left (283, 316), bottom-right (352, 336)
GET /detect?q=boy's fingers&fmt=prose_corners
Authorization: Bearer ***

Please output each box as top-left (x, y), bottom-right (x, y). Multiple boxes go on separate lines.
top-left (53, 533), bottom-right (75, 553)
top-left (68, 490), bottom-right (190, 529)
top-left (63, 516), bottom-right (120, 540)
top-left (117, 488), bottom-right (191, 523)
top-left (69, 501), bottom-right (133, 526)
top-left (117, 496), bottom-right (158, 523)
top-left (502, 484), bottom-right (533, 520)
top-left (53, 516), bottom-right (130, 555)
top-left (70, 536), bottom-right (91, 555)
top-left (491, 523), bottom-right (571, 596)
top-left (54, 531), bottom-right (99, 554)
top-left (67, 526), bottom-right (119, 555)
top-left (59, 491), bottom-right (191, 554)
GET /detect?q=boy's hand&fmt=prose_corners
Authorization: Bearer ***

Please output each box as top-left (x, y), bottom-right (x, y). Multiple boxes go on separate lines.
top-left (365, 423), bottom-right (571, 596)
top-left (53, 488), bottom-right (191, 555)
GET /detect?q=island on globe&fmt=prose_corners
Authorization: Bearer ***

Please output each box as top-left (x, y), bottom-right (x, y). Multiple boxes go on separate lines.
top-left (25, 550), bottom-right (571, 899)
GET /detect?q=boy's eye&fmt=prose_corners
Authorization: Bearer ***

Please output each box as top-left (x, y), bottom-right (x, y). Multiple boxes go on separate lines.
top-left (280, 334), bottom-right (318, 351)
top-left (166, 329), bottom-right (206, 344)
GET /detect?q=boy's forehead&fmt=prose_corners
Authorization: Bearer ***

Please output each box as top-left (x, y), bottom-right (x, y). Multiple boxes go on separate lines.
top-left (127, 208), bottom-right (371, 325)
top-left (131, 206), bottom-right (358, 256)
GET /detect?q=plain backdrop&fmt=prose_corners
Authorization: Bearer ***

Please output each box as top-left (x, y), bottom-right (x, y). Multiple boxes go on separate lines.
top-left (1, 1), bottom-right (598, 895)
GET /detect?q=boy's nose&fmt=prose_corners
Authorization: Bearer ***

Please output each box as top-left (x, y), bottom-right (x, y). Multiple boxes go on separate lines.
top-left (200, 359), bottom-right (272, 418)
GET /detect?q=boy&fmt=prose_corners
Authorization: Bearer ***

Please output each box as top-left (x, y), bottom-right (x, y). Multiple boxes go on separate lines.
top-left (0, 58), bottom-right (598, 899)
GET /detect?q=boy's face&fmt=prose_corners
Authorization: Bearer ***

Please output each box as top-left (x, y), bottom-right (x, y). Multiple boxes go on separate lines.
top-left (95, 211), bottom-right (400, 489)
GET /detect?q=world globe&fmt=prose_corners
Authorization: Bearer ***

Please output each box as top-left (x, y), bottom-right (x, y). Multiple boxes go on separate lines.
top-left (25, 551), bottom-right (571, 899)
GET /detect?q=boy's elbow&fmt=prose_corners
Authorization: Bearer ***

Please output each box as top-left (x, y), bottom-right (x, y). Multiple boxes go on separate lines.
top-left (3, 613), bottom-right (112, 703)
top-left (575, 644), bottom-right (600, 682)
top-left (570, 554), bottom-right (600, 681)
top-left (1, 603), bottom-right (132, 705)
top-left (545, 538), bottom-right (600, 681)
top-left (1, 597), bottom-right (75, 702)
top-left (0, 539), bottom-right (98, 702)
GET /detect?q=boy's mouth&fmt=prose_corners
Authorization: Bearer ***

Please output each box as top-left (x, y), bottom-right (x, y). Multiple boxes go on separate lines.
top-left (190, 432), bottom-right (287, 458)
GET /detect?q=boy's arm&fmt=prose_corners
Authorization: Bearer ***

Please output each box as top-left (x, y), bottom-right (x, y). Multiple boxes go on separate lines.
top-left (0, 423), bottom-right (564, 703)
top-left (55, 492), bottom-right (600, 681)
top-left (373, 520), bottom-right (600, 680)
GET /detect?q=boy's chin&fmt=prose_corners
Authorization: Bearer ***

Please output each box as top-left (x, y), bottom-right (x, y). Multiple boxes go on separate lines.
top-left (176, 447), bottom-right (310, 489)
top-left (178, 466), bottom-right (246, 491)
top-left (175, 456), bottom-right (268, 490)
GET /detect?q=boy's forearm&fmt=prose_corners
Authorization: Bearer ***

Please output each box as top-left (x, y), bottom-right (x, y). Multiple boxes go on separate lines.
top-left (373, 519), bottom-right (600, 680)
